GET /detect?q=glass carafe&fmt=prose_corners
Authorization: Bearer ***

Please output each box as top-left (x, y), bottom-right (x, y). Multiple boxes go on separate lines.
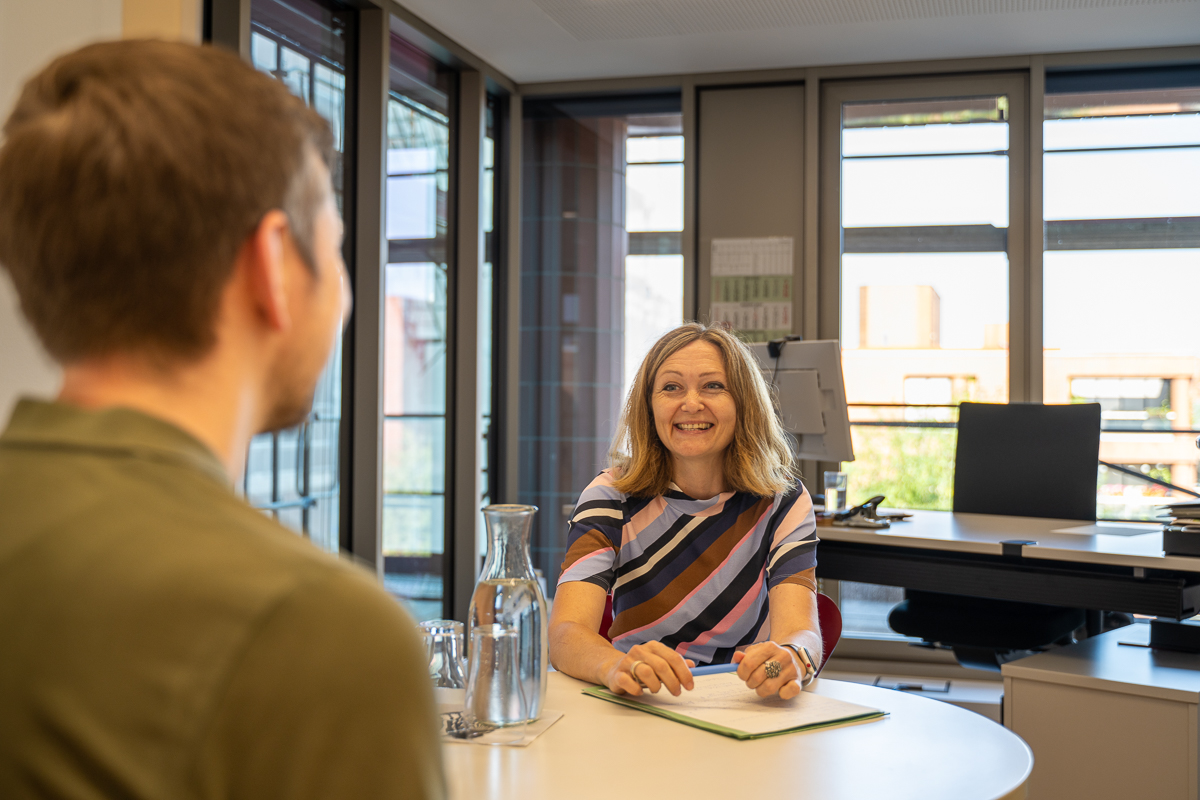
top-left (467, 504), bottom-right (547, 723)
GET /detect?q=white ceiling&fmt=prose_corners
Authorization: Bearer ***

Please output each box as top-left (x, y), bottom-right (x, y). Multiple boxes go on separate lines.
top-left (395, 0), bottom-right (1200, 84)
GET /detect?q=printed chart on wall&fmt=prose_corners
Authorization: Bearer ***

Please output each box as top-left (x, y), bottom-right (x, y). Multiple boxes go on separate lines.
top-left (710, 237), bottom-right (794, 342)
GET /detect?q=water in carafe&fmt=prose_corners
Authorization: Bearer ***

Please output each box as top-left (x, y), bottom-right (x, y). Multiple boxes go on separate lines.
top-left (467, 505), bottom-right (547, 724)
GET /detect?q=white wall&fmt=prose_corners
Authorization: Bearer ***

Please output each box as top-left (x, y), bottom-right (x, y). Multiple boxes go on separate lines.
top-left (0, 0), bottom-right (123, 421)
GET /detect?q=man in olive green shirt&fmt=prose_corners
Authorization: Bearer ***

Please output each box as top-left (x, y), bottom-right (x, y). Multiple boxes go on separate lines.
top-left (0, 41), bottom-right (444, 799)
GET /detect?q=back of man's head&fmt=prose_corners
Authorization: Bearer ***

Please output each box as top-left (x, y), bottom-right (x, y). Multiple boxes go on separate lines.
top-left (0, 40), bottom-right (334, 366)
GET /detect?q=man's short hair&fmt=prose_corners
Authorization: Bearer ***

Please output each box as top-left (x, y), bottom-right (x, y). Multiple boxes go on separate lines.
top-left (0, 40), bottom-right (335, 364)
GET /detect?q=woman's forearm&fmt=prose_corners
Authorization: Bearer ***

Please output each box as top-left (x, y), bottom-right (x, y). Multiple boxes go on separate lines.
top-left (548, 618), bottom-right (625, 685)
top-left (768, 581), bottom-right (824, 666)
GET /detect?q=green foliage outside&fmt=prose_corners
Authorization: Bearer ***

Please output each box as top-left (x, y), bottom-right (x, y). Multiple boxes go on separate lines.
top-left (841, 426), bottom-right (957, 511)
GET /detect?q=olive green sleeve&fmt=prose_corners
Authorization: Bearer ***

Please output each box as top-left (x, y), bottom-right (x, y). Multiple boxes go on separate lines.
top-left (192, 567), bottom-right (446, 800)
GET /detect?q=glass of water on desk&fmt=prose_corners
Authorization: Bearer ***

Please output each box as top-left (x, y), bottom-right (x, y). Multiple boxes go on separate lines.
top-left (824, 471), bottom-right (848, 513)
top-left (458, 624), bottom-right (527, 745)
top-left (419, 619), bottom-right (467, 697)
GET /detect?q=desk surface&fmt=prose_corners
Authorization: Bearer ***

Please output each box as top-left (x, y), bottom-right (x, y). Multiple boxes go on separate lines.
top-left (444, 671), bottom-right (1032, 800)
top-left (820, 509), bottom-right (1199, 572)
top-left (1004, 623), bottom-right (1200, 703)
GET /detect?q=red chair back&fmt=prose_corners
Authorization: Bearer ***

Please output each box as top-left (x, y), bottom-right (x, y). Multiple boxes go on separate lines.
top-left (815, 591), bottom-right (842, 675)
top-left (598, 591), bottom-right (842, 674)
top-left (599, 593), bottom-right (614, 641)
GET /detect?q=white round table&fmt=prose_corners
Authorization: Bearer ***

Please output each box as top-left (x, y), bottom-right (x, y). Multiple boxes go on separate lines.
top-left (444, 671), bottom-right (1032, 800)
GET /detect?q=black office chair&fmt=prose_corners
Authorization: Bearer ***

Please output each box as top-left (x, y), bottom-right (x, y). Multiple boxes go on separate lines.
top-left (888, 402), bottom-right (1104, 671)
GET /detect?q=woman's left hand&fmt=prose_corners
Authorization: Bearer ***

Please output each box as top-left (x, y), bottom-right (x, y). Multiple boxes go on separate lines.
top-left (732, 641), bottom-right (803, 700)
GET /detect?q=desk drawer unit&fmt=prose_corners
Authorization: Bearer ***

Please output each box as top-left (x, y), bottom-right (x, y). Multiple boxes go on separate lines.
top-left (1002, 626), bottom-right (1200, 800)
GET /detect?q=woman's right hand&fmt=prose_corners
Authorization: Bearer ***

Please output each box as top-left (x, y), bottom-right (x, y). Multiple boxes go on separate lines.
top-left (602, 641), bottom-right (695, 697)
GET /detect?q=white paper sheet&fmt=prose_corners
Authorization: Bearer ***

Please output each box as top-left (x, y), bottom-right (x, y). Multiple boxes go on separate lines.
top-left (608, 673), bottom-right (881, 736)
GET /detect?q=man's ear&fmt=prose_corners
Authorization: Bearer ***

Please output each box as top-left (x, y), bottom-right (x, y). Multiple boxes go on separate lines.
top-left (240, 209), bottom-right (293, 333)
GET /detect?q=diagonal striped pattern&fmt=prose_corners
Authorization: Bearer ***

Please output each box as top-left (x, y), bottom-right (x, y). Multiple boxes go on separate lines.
top-left (558, 470), bottom-right (817, 665)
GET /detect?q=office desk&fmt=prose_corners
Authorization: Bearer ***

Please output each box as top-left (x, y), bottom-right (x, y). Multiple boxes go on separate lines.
top-left (444, 671), bottom-right (1032, 800)
top-left (816, 510), bottom-right (1200, 618)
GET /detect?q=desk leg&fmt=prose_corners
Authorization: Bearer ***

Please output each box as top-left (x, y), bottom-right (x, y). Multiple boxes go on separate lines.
top-left (1086, 609), bottom-right (1103, 638)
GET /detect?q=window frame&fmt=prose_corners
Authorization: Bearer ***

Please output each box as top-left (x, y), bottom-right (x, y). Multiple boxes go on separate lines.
top-left (818, 73), bottom-right (1034, 401)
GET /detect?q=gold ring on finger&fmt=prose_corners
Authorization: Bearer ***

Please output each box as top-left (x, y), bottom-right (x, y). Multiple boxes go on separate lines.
top-left (764, 660), bottom-right (782, 679)
top-left (630, 659), bottom-right (648, 686)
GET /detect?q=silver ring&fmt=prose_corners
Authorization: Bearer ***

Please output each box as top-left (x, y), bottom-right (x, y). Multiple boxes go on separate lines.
top-left (764, 660), bottom-right (782, 679)
top-left (629, 659), bottom-right (647, 686)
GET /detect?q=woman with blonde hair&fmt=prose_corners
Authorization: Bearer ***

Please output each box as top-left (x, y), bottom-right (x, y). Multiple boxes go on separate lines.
top-left (548, 323), bottom-right (821, 700)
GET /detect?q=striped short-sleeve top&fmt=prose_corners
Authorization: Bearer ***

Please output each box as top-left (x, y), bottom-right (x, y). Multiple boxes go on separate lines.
top-left (557, 469), bottom-right (818, 666)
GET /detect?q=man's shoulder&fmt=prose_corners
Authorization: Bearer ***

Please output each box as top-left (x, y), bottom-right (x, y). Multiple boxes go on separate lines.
top-left (0, 438), bottom-right (384, 637)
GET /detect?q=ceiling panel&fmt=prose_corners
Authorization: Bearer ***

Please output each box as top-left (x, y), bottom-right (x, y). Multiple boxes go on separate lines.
top-left (393, 0), bottom-right (1200, 83)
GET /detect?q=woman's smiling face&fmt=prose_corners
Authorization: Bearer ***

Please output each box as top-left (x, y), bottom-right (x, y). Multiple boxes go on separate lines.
top-left (651, 340), bottom-right (738, 474)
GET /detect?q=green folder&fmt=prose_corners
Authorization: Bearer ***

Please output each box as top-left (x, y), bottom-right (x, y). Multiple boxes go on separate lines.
top-left (583, 675), bottom-right (886, 740)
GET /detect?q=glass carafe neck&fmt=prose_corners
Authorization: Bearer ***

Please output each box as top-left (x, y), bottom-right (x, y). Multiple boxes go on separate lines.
top-left (480, 504), bottom-right (538, 582)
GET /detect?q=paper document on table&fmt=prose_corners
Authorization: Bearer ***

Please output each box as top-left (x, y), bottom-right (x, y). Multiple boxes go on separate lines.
top-left (583, 673), bottom-right (884, 740)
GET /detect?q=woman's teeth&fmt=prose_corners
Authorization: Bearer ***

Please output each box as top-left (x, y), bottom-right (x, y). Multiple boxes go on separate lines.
top-left (676, 423), bottom-right (712, 430)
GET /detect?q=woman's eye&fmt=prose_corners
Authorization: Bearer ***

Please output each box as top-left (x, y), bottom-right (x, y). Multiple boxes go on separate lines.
top-left (705, 382), bottom-right (725, 391)
top-left (660, 383), bottom-right (680, 392)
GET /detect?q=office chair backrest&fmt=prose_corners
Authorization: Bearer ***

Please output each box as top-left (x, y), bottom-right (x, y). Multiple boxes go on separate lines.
top-left (953, 402), bottom-right (1101, 522)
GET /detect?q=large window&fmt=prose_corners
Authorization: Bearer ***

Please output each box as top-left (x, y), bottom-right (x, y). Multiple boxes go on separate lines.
top-left (624, 116), bottom-right (685, 399)
top-left (828, 80), bottom-right (1023, 514)
top-left (381, 32), bottom-right (455, 621)
top-left (824, 68), bottom-right (1200, 641)
top-left (1043, 77), bottom-right (1200, 520)
top-left (244, 0), bottom-right (353, 554)
top-left (822, 76), bottom-right (1027, 640)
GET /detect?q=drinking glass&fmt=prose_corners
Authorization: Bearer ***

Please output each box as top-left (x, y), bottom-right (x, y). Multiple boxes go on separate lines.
top-left (824, 471), bottom-right (849, 513)
top-left (461, 624), bottom-right (527, 744)
top-left (418, 619), bottom-right (466, 690)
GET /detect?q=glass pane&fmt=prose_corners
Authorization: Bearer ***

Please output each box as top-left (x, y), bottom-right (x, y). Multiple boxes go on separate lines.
top-left (478, 95), bottom-right (502, 562)
top-left (384, 263), bottom-right (447, 416)
top-left (843, 423), bottom-right (958, 511)
top-left (1045, 149), bottom-right (1200, 220)
top-left (279, 47), bottom-right (311, 104)
top-left (627, 135), bottom-right (684, 163)
top-left (623, 254), bottom-right (684, 400)
top-left (840, 94), bottom-right (1010, 522)
top-left (841, 253), bottom-right (1009, 352)
top-left (384, 418), bottom-right (446, 495)
top-left (626, 163), bottom-right (684, 231)
top-left (244, 0), bottom-right (351, 553)
top-left (1045, 113), bottom-right (1200, 150)
top-left (844, 121), bottom-right (1007, 156)
top-left (1043, 84), bottom-right (1200, 521)
top-left (382, 493), bottom-right (445, 624)
top-left (383, 27), bottom-right (453, 619)
top-left (842, 155), bottom-right (1008, 228)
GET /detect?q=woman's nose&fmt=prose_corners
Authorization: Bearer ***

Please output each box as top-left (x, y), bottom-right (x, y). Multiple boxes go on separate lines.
top-left (681, 390), bottom-right (704, 411)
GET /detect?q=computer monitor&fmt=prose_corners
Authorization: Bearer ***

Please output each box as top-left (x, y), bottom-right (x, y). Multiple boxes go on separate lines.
top-left (748, 339), bottom-right (855, 463)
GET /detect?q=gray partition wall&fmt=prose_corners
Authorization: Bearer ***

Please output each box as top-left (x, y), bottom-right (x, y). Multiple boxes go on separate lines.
top-left (696, 84), bottom-right (806, 330)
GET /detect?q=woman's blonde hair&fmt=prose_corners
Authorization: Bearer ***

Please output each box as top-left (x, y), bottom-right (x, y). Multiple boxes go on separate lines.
top-left (609, 322), bottom-right (799, 498)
